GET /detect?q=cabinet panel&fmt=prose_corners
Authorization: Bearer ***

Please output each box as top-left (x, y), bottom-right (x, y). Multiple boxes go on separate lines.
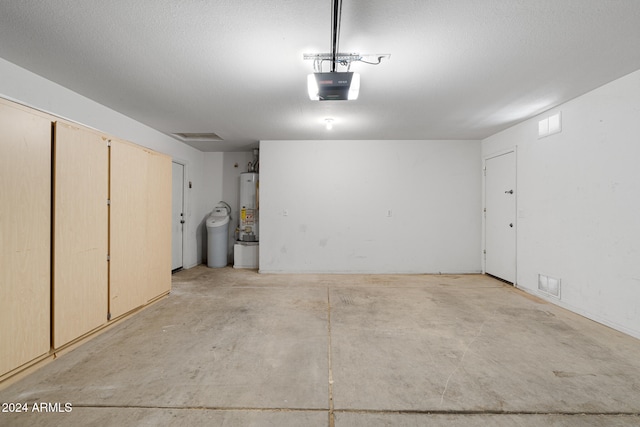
top-left (109, 139), bottom-right (149, 318)
top-left (0, 101), bottom-right (51, 375)
top-left (145, 152), bottom-right (172, 300)
top-left (53, 123), bottom-right (108, 348)
top-left (110, 140), bottom-right (172, 318)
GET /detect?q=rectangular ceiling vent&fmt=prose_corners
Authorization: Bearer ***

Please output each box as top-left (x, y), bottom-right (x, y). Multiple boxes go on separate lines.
top-left (170, 132), bottom-right (223, 142)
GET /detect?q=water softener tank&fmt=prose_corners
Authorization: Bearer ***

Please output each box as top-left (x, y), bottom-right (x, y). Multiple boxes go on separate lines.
top-left (206, 204), bottom-right (230, 268)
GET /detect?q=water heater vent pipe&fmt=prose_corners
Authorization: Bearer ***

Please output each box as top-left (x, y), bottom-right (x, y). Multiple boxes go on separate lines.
top-left (248, 148), bottom-right (260, 173)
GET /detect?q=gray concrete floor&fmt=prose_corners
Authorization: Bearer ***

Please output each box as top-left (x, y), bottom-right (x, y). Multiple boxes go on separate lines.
top-left (1, 266), bottom-right (640, 426)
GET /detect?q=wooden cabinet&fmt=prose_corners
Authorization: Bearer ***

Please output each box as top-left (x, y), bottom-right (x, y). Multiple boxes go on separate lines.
top-left (52, 122), bottom-right (109, 348)
top-left (110, 139), bottom-right (171, 319)
top-left (0, 100), bottom-right (52, 375)
top-left (143, 150), bottom-right (172, 301)
top-left (109, 138), bottom-right (148, 318)
top-left (1, 99), bottom-right (171, 380)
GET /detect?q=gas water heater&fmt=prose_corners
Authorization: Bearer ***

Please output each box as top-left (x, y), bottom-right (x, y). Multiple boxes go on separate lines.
top-left (238, 172), bottom-right (258, 242)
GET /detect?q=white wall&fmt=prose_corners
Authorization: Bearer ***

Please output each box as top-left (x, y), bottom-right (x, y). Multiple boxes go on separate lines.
top-left (482, 69), bottom-right (640, 339)
top-left (259, 140), bottom-right (482, 273)
top-left (0, 57), bottom-right (207, 268)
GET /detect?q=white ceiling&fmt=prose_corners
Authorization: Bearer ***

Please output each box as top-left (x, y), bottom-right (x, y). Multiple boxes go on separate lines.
top-left (1, 1), bottom-right (640, 152)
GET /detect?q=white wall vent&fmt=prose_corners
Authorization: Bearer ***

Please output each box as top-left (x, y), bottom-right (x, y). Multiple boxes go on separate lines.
top-left (538, 112), bottom-right (561, 138)
top-left (538, 274), bottom-right (561, 298)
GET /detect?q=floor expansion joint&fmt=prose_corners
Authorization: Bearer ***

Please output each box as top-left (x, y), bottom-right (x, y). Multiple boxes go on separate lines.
top-left (327, 287), bottom-right (335, 427)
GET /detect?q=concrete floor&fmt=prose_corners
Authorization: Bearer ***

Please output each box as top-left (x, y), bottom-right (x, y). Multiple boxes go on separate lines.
top-left (1, 266), bottom-right (640, 426)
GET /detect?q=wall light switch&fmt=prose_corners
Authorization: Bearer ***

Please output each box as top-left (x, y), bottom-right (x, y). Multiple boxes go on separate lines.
top-left (387, 209), bottom-right (392, 217)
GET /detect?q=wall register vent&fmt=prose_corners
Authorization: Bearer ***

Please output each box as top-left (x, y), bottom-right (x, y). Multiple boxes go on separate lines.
top-left (538, 274), bottom-right (561, 298)
top-left (538, 112), bottom-right (561, 138)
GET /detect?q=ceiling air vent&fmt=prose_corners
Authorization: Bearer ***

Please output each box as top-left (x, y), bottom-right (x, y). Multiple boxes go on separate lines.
top-left (170, 132), bottom-right (223, 142)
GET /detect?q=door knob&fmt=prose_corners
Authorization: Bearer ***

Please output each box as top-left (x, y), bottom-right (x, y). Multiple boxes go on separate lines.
top-left (509, 223), bottom-right (513, 227)
top-left (505, 189), bottom-right (514, 194)
top-left (180, 220), bottom-right (185, 224)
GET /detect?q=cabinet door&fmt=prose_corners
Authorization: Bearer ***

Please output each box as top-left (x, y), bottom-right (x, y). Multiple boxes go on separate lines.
top-left (0, 101), bottom-right (51, 375)
top-left (110, 140), bottom-right (172, 318)
top-left (53, 122), bottom-right (108, 348)
top-left (109, 138), bottom-right (149, 318)
top-left (145, 151), bottom-right (172, 300)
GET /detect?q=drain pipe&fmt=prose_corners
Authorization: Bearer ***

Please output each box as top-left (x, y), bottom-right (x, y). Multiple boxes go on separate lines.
top-left (218, 201), bottom-right (232, 216)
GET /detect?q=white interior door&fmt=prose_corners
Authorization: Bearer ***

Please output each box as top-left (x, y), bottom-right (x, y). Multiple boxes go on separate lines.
top-left (172, 162), bottom-right (185, 271)
top-left (485, 151), bottom-right (516, 283)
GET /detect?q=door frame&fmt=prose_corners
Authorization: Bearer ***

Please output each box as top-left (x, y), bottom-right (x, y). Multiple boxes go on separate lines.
top-left (482, 147), bottom-right (517, 286)
top-left (172, 160), bottom-right (187, 272)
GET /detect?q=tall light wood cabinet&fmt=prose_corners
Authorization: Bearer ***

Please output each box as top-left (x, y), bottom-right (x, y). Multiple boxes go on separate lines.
top-left (110, 138), bottom-right (149, 318)
top-left (110, 139), bottom-right (172, 319)
top-left (0, 100), bottom-right (52, 375)
top-left (1, 98), bottom-right (172, 381)
top-left (144, 150), bottom-right (173, 301)
top-left (53, 122), bottom-right (109, 348)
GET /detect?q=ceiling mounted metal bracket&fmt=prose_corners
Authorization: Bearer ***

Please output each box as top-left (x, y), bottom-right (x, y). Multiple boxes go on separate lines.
top-left (303, 53), bottom-right (391, 72)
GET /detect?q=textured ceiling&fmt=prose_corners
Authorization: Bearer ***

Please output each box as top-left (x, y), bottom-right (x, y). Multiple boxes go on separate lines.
top-left (1, 0), bottom-right (640, 151)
